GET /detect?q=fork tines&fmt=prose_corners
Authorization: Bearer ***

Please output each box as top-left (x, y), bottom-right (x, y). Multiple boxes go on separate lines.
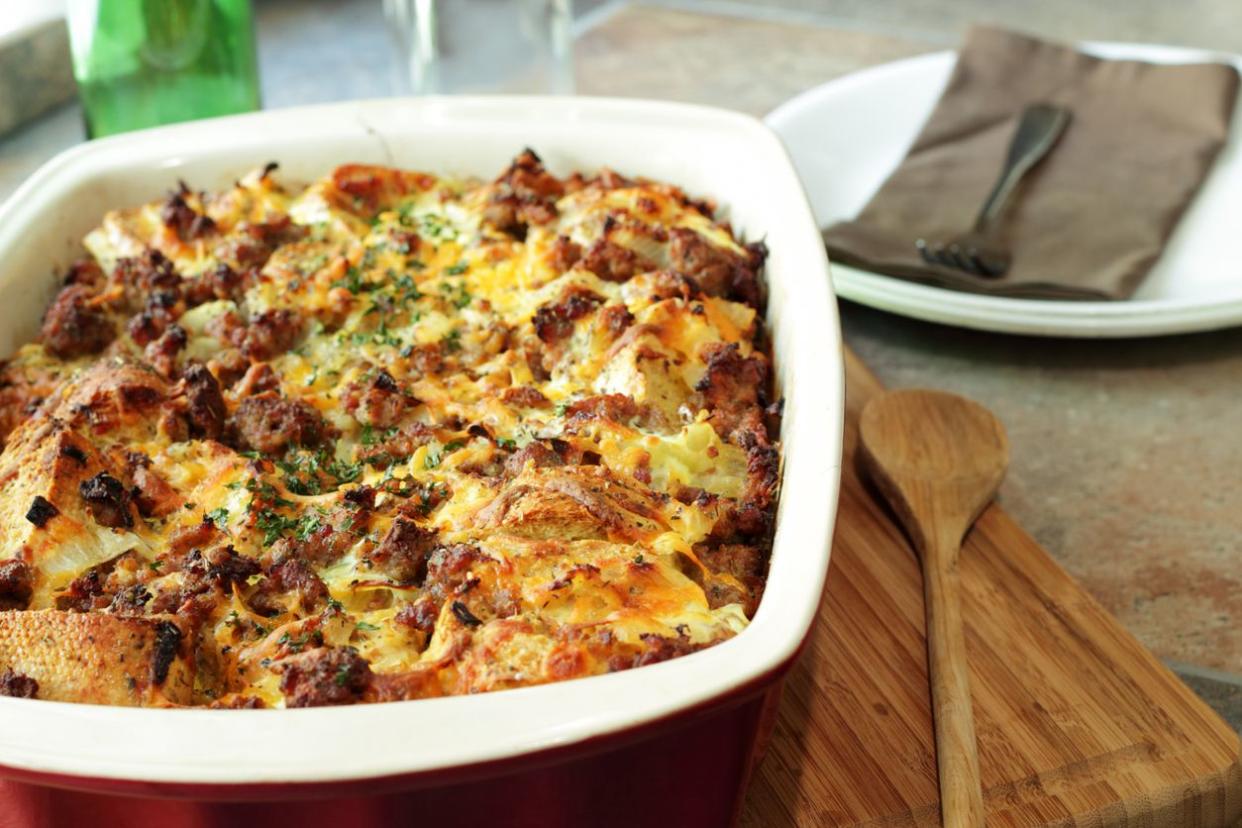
top-left (915, 239), bottom-right (1004, 278)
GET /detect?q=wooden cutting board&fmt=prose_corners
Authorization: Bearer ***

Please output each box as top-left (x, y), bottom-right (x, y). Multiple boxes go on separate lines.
top-left (741, 348), bottom-right (1242, 826)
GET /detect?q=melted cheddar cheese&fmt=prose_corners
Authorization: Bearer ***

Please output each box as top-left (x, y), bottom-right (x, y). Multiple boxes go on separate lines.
top-left (0, 152), bottom-right (779, 708)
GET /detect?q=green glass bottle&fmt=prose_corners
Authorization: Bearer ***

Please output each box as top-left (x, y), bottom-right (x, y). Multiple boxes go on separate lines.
top-left (67, 0), bottom-right (260, 138)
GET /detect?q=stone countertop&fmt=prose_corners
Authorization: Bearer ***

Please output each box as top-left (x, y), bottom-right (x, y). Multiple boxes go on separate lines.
top-left (0, 0), bottom-right (1238, 726)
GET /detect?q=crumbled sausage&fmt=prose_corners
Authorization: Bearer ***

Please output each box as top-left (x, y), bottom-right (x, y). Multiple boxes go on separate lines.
top-left (161, 184), bottom-right (216, 241)
top-left (597, 304), bottom-right (634, 338)
top-left (126, 309), bottom-right (166, 348)
top-left (56, 568), bottom-right (105, 612)
top-left (127, 453), bottom-right (180, 517)
top-left (268, 520), bottom-right (357, 569)
top-left (165, 520), bottom-right (221, 558)
top-left (546, 235), bottom-right (582, 272)
top-left (498, 386), bottom-right (550, 409)
top-left (206, 348), bottom-right (250, 389)
top-left (483, 149), bottom-right (564, 238)
top-left (608, 633), bottom-right (703, 672)
top-left (394, 595), bottom-right (440, 634)
top-left (564, 393), bottom-right (641, 425)
top-left (532, 288), bottom-right (603, 343)
top-left (668, 229), bottom-right (766, 307)
top-left (124, 282), bottom-right (182, 347)
top-left (250, 558), bottom-right (328, 615)
top-left (215, 219), bottom-right (305, 270)
top-left (0, 560), bottom-right (34, 610)
top-left (277, 646), bottom-right (372, 708)
top-left (108, 584), bottom-right (152, 614)
top-left (229, 393), bottom-right (327, 454)
top-left (423, 543), bottom-right (487, 603)
top-left (695, 343), bottom-right (769, 436)
top-left (580, 239), bottom-right (652, 283)
top-left (342, 485), bottom-right (376, 511)
top-left (0, 669), bottom-right (38, 699)
top-left (342, 369), bottom-right (410, 428)
top-left (403, 342), bottom-right (444, 378)
top-left (182, 363), bottom-right (227, 439)
top-left (185, 263), bottom-right (248, 306)
top-left (40, 285), bottom-right (114, 358)
top-left (693, 542), bottom-right (765, 613)
top-left (112, 250), bottom-right (182, 309)
top-left (504, 441), bottom-right (564, 476)
top-left (357, 420), bottom-right (433, 468)
top-left (63, 258), bottom-right (105, 289)
top-left (182, 545), bottom-right (261, 592)
top-left (79, 472), bottom-right (135, 529)
top-left (144, 323), bottom-right (187, 378)
top-left (368, 517), bottom-right (437, 584)
top-left (241, 309), bottom-right (303, 361)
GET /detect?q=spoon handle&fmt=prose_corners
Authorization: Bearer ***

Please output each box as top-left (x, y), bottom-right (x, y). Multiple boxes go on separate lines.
top-left (924, 547), bottom-right (986, 828)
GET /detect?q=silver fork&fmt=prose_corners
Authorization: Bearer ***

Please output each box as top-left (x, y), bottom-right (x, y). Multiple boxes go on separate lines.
top-left (916, 103), bottom-right (1071, 278)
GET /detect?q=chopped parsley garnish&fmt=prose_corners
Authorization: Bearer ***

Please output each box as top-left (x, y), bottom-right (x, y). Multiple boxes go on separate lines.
top-left (332, 266), bottom-right (373, 295)
top-left (393, 273), bottom-right (423, 303)
top-left (295, 512), bottom-right (323, 541)
top-left (355, 621), bottom-right (381, 632)
top-left (495, 437), bottom-right (517, 450)
top-left (277, 446), bottom-right (364, 496)
top-left (205, 507), bottom-right (229, 529)
top-left (348, 319), bottom-right (404, 349)
top-left (359, 425), bottom-right (399, 448)
top-left (277, 630), bottom-right (321, 653)
top-left (242, 478), bottom-right (296, 509)
top-left (445, 261), bottom-right (468, 276)
top-left (413, 211), bottom-right (456, 240)
top-left (255, 508), bottom-right (299, 546)
top-left (441, 280), bottom-right (472, 309)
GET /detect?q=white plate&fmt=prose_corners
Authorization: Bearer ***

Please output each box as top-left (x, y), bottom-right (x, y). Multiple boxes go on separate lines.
top-left (767, 42), bottom-right (1242, 337)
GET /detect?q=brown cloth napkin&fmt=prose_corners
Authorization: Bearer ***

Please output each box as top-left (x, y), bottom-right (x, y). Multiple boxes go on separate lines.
top-left (822, 26), bottom-right (1240, 300)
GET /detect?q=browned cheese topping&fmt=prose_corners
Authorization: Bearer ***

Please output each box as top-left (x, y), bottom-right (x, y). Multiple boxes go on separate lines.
top-left (0, 151), bottom-right (779, 707)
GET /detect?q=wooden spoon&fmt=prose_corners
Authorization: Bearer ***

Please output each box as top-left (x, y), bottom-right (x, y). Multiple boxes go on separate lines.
top-left (858, 389), bottom-right (1009, 828)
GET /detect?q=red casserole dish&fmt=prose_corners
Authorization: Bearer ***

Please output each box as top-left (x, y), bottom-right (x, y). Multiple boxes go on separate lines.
top-left (0, 96), bottom-right (842, 827)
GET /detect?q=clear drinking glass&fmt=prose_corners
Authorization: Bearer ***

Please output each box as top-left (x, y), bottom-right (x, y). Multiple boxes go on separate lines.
top-left (384, 0), bottom-right (574, 95)
top-left (67, 0), bottom-right (260, 138)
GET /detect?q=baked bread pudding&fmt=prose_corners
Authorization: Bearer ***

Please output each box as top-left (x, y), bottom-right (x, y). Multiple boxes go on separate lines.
top-left (0, 151), bottom-right (780, 708)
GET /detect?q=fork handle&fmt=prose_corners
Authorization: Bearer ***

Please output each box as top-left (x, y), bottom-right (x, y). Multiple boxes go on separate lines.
top-left (974, 104), bottom-right (1070, 231)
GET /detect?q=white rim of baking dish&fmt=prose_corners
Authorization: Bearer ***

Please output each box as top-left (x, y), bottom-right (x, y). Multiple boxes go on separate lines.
top-left (0, 96), bottom-right (842, 787)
